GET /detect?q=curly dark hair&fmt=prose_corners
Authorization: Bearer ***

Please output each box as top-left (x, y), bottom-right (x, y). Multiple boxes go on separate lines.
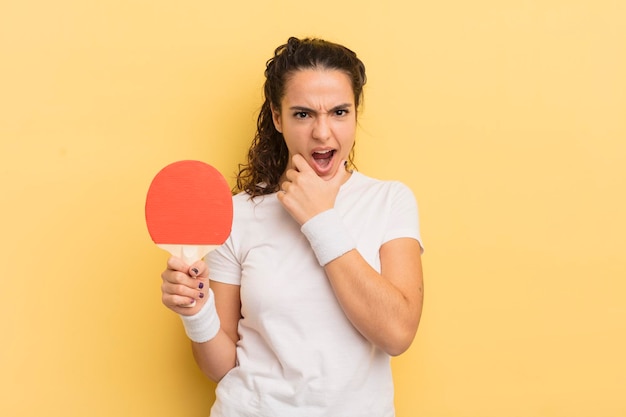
top-left (235, 36), bottom-right (367, 197)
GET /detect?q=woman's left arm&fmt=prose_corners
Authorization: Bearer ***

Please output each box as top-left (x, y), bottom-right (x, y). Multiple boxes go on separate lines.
top-left (323, 237), bottom-right (423, 356)
top-left (279, 155), bottom-right (424, 355)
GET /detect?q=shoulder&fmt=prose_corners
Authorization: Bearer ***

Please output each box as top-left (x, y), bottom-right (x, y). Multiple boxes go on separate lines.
top-left (230, 190), bottom-right (287, 226)
top-left (344, 171), bottom-right (416, 200)
top-left (232, 190), bottom-right (279, 211)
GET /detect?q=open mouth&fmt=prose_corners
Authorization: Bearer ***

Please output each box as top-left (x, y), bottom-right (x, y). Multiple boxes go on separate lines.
top-left (311, 149), bottom-right (336, 172)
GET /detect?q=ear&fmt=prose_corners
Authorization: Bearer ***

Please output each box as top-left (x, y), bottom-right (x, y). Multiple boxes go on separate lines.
top-left (270, 103), bottom-right (282, 133)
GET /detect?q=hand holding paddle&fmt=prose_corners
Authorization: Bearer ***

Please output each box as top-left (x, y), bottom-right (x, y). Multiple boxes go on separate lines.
top-left (145, 160), bottom-right (233, 306)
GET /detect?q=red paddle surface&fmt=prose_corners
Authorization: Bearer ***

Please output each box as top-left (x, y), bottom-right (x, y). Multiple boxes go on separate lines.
top-left (145, 160), bottom-right (233, 245)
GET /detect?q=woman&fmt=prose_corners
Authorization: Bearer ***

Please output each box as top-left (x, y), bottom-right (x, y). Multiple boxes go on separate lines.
top-left (161, 36), bottom-right (424, 416)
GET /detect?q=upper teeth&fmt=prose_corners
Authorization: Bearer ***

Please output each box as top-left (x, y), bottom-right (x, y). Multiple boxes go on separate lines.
top-left (314, 150), bottom-right (332, 154)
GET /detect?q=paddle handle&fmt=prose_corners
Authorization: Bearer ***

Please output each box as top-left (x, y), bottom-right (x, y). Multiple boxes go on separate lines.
top-left (157, 244), bottom-right (220, 263)
top-left (157, 244), bottom-right (221, 308)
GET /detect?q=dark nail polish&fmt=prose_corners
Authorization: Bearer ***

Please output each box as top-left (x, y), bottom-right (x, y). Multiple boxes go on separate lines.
top-left (199, 292), bottom-right (205, 299)
top-left (191, 268), bottom-right (199, 276)
top-left (198, 282), bottom-right (204, 289)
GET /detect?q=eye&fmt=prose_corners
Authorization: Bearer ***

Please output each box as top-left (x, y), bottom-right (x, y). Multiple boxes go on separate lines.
top-left (335, 109), bottom-right (349, 117)
top-left (293, 111), bottom-right (309, 119)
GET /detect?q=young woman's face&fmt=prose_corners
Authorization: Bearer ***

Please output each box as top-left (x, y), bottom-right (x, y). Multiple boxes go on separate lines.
top-left (272, 68), bottom-right (356, 181)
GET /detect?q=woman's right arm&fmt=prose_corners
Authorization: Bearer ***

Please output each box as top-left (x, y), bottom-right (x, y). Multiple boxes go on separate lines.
top-left (161, 257), bottom-right (241, 382)
top-left (191, 281), bottom-right (240, 381)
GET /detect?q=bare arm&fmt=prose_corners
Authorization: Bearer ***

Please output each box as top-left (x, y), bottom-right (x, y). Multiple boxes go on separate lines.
top-left (324, 238), bottom-right (423, 356)
top-left (191, 281), bottom-right (241, 381)
top-left (278, 155), bottom-right (424, 355)
top-left (161, 257), bottom-right (241, 382)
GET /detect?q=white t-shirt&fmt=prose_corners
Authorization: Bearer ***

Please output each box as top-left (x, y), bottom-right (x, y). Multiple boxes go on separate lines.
top-left (207, 171), bottom-right (422, 417)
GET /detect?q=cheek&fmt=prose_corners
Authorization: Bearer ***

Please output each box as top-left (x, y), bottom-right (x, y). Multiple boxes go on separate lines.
top-left (337, 123), bottom-right (356, 144)
top-left (281, 132), bottom-right (302, 157)
top-left (283, 124), bottom-right (308, 144)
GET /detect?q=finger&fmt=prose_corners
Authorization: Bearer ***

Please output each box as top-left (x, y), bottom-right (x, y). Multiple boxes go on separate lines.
top-left (165, 257), bottom-right (207, 284)
top-left (164, 267), bottom-right (206, 290)
top-left (281, 176), bottom-right (295, 193)
top-left (188, 259), bottom-right (208, 279)
top-left (166, 256), bottom-right (189, 272)
top-left (190, 260), bottom-right (209, 292)
top-left (291, 154), bottom-right (314, 174)
top-left (162, 290), bottom-right (200, 310)
top-left (276, 186), bottom-right (288, 205)
top-left (284, 167), bottom-right (298, 183)
top-left (162, 279), bottom-right (200, 299)
top-left (162, 276), bottom-right (205, 304)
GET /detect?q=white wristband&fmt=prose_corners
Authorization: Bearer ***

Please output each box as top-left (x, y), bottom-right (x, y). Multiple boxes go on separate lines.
top-left (301, 208), bottom-right (356, 267)
top-left (179, 288), bottom-right (221, 343)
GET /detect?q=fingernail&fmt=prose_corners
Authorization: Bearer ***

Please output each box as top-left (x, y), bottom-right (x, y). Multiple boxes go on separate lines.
top-left (191, 268), bottom-right (199, 276)
top-left (198, 282), bottom-right (204, 289)
top-left (199, 292), bottom-right (205, 299)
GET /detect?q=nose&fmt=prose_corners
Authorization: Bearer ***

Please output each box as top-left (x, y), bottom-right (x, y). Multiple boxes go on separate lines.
top-left (312, 115), bottom-right (331, 141)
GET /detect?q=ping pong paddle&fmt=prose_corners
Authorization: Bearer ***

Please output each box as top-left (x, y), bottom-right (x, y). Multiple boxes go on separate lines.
top-left (145, 160), bottom-right (233, 306)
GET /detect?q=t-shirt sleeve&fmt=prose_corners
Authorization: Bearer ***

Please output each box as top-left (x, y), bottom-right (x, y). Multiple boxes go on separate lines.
top-left (383, 182), bottom-right (423, 251)
top-left (206, 234), bottom-right (242, 286)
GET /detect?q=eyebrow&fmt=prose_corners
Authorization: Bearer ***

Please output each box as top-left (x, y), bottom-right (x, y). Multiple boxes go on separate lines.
top-left (288, 103), bottom-right (353, 114)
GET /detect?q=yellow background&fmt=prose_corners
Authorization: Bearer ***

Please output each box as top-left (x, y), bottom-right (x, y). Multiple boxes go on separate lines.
top-left (1, 1), bottom-right (625, 416)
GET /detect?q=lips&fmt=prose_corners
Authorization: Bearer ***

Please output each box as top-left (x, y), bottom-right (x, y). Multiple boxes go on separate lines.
top-left (311, 149), bottom-right (336, 174)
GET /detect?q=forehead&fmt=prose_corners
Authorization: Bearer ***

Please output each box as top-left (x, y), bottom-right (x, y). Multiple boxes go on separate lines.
top-left (282, 68), bottom-right (354, 104)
